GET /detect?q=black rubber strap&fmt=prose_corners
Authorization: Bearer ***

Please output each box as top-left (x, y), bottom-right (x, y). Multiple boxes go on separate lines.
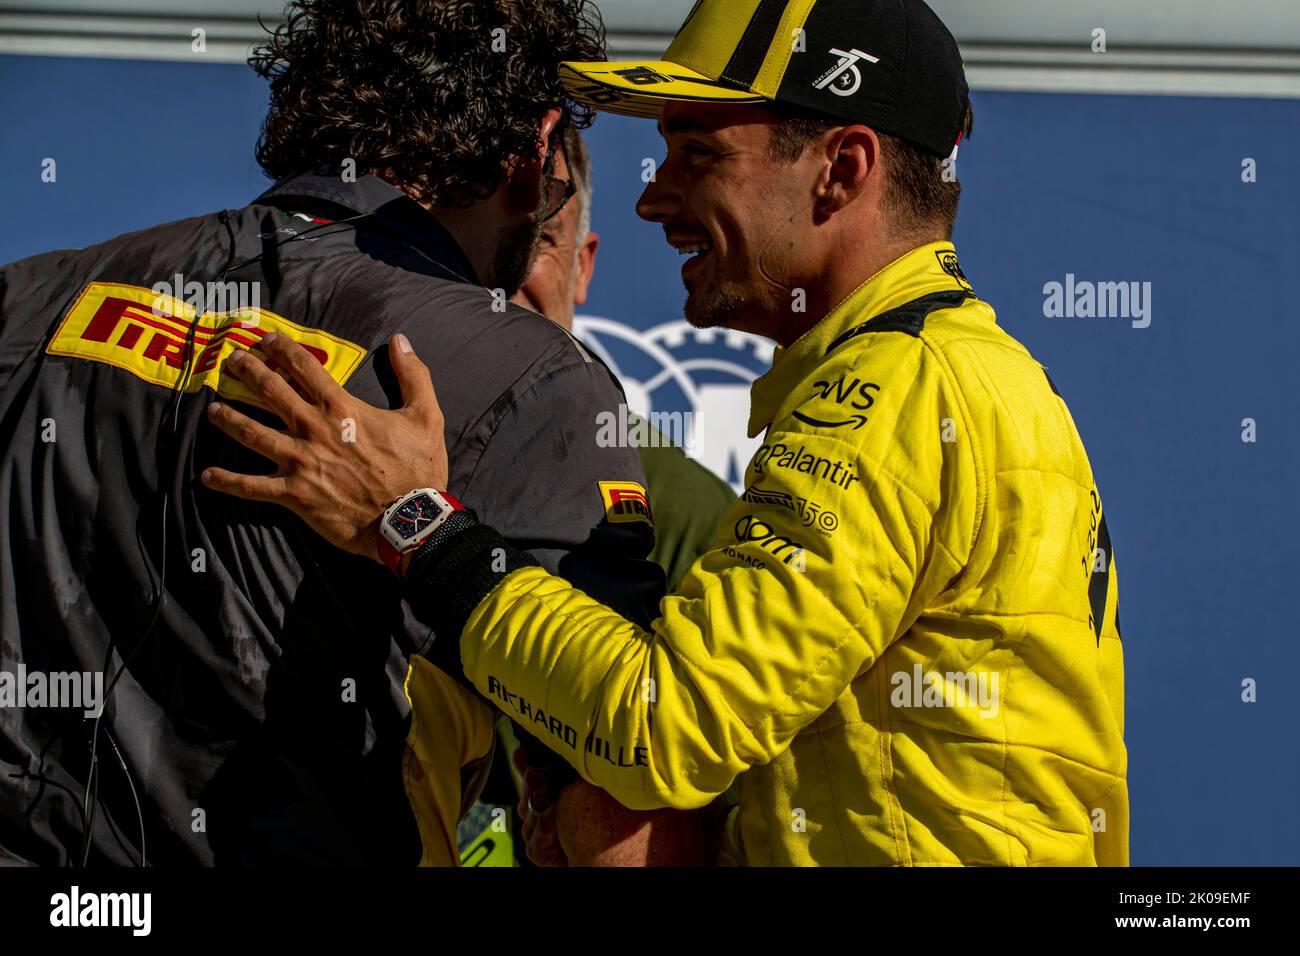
top-left (403, 516), bottom-right (539, 675)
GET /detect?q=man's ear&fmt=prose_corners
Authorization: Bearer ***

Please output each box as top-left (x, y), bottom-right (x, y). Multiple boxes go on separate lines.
top-left (574, 231), bottom-right (600, 306)
top-left (816, 124), bottom-right (881, 217)
top-left (505, 107), bottom-right (565, 215)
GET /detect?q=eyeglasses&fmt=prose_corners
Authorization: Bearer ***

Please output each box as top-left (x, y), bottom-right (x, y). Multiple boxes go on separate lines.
top-left (540, 173), bottom-right (576, 223)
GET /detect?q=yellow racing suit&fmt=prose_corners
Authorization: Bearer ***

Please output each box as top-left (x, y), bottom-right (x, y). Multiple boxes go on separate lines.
top-left (422, 241), bottom-right (1128, 866)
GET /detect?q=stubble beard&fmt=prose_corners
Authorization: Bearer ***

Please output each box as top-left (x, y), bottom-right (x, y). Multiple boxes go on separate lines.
top-left (492, 213), bottom-right (545, 299)
top-left (683, 278), bottom-right (745, 330)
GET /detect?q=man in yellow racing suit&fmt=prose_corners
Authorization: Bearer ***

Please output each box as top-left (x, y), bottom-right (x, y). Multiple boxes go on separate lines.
top-left (435, 241), bottom-right (1128, 865)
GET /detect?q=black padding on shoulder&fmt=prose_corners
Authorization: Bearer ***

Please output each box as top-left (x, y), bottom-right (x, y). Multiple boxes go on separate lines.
top-left (826, 289), bottom-right (974, 353)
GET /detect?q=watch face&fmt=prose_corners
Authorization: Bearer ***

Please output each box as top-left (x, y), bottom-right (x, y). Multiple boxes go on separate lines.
top-left (386, 493), bottom-right (443, 543)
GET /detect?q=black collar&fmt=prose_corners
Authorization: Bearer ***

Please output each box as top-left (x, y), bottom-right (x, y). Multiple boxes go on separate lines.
top-left (257, 171), bottom-right (480, 285)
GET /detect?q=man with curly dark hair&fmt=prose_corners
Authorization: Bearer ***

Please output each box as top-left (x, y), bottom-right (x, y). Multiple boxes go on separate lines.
top-left (250, 0), bottom-right (604, 296)
top-left (0, 0), bottom-right (695, 866)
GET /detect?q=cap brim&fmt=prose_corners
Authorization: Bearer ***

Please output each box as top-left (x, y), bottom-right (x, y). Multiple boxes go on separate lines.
top-left (560, 60), bottom-right (767, 120)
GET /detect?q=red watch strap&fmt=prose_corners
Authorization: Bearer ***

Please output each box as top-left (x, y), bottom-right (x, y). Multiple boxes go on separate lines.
top-left (378, 534), bottom-right (403, 574)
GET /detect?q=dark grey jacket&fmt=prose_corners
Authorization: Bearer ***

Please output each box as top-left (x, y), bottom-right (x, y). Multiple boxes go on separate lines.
top-left (0, 171), bottom-right (664, 865)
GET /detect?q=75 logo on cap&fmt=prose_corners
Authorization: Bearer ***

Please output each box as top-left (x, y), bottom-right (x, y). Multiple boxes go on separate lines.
top-left (813, 48), bottom-right (880, 97)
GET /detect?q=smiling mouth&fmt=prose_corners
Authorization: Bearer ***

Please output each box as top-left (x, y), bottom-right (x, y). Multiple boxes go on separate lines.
top-left (678, 245), bottom-right (713, 282)
top-left (672, 240), bottom-right (714, 279)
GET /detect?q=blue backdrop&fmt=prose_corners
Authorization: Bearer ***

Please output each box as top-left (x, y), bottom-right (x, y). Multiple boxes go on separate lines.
top-left (2, 52), bottom-right (1297, 866)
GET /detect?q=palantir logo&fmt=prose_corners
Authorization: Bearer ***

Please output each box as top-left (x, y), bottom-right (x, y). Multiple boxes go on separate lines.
top-left (813, 48), bottom-right (880, 97)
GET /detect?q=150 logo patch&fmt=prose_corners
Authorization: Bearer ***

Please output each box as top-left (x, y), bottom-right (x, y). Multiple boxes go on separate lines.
top-left (741, 485), bottom-right (839, 535)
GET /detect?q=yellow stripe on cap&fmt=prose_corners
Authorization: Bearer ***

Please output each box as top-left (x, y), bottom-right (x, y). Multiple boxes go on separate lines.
top-left (665, 0), bottom-right (764, 82)
top-left (752, 0), bottom-right (818, 98)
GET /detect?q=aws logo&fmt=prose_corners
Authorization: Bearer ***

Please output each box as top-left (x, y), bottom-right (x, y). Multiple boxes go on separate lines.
top-left (45, 281), bottom-right (366, 407)
top-left (793, 374), bottom-right (880, 431)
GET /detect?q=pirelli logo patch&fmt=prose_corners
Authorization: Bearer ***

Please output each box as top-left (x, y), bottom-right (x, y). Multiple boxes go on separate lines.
top-left (598, 480), bottom-right (653, 527)
top-left (45, 282), bottom-right (366, 406)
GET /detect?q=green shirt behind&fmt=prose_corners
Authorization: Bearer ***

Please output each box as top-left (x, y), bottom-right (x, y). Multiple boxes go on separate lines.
top-left (639, 441), bottom-right (737, 591)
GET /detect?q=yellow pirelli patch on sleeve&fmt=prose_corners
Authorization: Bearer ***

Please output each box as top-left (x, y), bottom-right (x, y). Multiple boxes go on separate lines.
top-left (598, 480), bottom-right (653, 527)
top-left (45, 281), bottom-right (367, 405)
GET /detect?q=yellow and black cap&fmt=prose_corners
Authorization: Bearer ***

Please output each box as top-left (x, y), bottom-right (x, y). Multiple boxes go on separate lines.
top-left (561, 0), bottom-right (969, 158)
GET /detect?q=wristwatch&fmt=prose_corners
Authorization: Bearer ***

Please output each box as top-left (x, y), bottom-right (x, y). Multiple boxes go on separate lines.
top-left (377, 488), bottom-right (466, 574)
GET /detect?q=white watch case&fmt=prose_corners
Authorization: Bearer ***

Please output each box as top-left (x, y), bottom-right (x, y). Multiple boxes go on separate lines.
top-left (379, 488), bottom-right (457, 554)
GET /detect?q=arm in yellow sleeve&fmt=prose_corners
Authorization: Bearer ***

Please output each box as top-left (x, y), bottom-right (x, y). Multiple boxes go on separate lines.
top-left (410, 337), bottom-right (973, 811)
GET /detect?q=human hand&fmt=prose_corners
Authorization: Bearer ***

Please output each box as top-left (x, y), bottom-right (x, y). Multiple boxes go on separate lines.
top-left (512, 748), bottom-right (706, 867)
top-left (514, 747), bottom-right (567, 867)
top-left (200, 333), bottom-right (447, 563)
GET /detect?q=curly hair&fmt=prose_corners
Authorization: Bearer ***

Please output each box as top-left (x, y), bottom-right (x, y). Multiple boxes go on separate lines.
top-left (250, 0), bottom-right (606, 208)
